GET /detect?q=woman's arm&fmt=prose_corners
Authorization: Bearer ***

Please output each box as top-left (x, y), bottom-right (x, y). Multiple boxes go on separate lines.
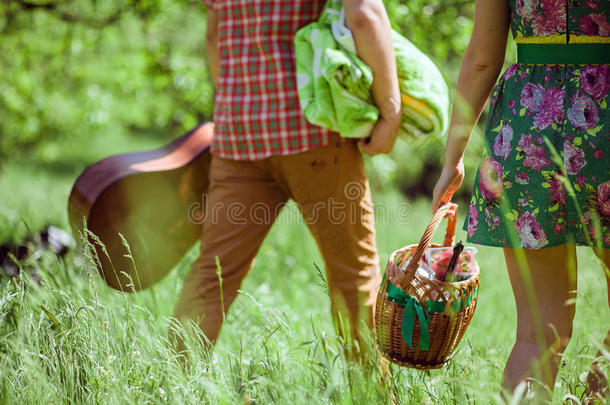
top-left (432, 0), bottom-right (511, 211)
top-left (206, 9), bottom-right (220, 86)
top-left (344, 0), bottom-right (401, 156)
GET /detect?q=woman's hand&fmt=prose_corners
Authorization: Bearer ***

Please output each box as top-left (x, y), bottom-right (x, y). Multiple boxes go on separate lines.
top-left (432, 159), bottom-right (465, 212)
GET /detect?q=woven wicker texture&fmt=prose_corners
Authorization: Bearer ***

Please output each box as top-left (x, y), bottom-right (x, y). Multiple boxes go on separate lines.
top-left (374, 203), bottom-right (480, 369)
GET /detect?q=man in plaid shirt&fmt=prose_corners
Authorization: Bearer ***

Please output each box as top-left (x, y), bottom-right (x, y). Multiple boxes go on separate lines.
top-left (174, 0), bottom-right (401, 354)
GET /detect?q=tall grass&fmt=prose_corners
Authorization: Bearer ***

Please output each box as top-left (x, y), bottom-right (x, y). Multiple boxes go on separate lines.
top-left (0, 194), bottom-right (608, 404)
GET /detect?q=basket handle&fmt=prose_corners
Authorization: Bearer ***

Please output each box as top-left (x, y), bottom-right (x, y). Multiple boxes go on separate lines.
top-left (396, 202), bottom-right (457, 288)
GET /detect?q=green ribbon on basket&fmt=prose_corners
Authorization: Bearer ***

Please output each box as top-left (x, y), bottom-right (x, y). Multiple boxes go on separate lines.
top-left (464, 287), bottom-right (478, 307)
top-left (383, 274), bottom-right (479, 351)
top-left (401, 295), bottom-right (431, 351)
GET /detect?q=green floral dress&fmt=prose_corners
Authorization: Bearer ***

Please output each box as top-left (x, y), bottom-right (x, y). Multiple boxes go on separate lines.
top-left (465, 0), bottom-right (610, 249)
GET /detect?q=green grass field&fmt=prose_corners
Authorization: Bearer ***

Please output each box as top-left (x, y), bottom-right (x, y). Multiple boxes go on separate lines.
top-left (0, 153), bottom-right (608, 404)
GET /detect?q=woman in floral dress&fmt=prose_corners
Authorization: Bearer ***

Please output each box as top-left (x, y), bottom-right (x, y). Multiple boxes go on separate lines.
top-left (432, 0), bottom-right (609, 399)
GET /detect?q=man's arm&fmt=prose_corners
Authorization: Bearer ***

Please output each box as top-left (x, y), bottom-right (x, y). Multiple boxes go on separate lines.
top-left (343, 0), bottom-right (401, 155)
top-left (206, 9), bottom-right (220, 86)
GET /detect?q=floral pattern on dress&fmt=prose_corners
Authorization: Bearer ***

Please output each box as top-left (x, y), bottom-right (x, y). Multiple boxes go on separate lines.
top-left (514, 0), bottom-right (567, 36)
top-left (465, 20), bottom-right (610, 249)
top-left (570, 0), bottom-right (610, 37)
top-left (512, 0), bottom-right (610, 39)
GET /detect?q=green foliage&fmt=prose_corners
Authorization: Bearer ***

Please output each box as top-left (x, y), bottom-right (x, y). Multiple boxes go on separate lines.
top-left (1, 4), bottom-right (607, 402)
top-left (0, 195), bottom-right (608, 403)
top-left (0, 0), bottom-right (515, 194)
top-left (385, 0), bottom-right (474, 83)
top-left (365, 130), bottom-right (484, 202)
top-left (0, 0), bottom-right (213, 164)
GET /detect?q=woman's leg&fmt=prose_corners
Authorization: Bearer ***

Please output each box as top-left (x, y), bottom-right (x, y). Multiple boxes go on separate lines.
top-left (502, 244), bottom-right (578, 398)
top-left (586, 249), bottom-right (610, 399)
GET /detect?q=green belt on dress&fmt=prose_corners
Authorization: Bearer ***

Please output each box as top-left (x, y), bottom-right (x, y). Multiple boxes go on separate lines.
top-left (517, 43), bottom-right (610, 65)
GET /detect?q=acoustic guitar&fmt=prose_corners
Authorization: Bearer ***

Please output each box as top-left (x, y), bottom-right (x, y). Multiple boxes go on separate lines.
top-left (68, 123), bottom-right (213, 291)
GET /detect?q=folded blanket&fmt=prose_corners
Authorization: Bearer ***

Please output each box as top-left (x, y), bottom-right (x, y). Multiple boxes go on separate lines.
top-left (295, 0), bottom-right (449, 139)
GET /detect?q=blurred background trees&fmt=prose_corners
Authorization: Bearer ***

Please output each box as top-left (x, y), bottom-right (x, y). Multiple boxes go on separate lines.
top-left (0, 0), bottom-right (515, 199)
top-left (0, 0), bottom-right (212, 165)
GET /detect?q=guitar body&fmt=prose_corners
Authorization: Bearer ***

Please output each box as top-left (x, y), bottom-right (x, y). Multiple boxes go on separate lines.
top-left (68, 123), bottom-right (213, 291)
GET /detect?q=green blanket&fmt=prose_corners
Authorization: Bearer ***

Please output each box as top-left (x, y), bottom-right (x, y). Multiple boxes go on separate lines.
top-left (294, 0), bottom-right (449, 139)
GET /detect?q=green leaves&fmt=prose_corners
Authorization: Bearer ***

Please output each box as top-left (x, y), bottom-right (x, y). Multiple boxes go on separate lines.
top-left (39, 304), bottom-right (62, 331)
top-left (0, 0), bottom-right (211, 163)
top-left (1, 0), bottom-right (492, 201)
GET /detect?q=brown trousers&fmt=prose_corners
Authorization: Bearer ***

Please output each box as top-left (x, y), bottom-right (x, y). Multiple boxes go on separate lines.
top-left (173, 139), bottom-right (380, 348)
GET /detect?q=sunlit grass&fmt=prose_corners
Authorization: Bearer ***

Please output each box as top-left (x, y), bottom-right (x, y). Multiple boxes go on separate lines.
top-left (0, 162), bottom-right (608, 404)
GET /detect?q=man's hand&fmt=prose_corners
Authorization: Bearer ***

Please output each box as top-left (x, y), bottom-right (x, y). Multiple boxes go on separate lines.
top-left (359, 95), bottom-right (401, 155)
top-left (358, 114), bottom-right (401, 156)
top-left (344, 0), bottom-right (401, 156)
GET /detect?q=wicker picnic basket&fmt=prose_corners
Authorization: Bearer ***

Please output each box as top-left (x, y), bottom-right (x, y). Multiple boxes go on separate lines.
top-left (374, 203), bottom-right (480, 369)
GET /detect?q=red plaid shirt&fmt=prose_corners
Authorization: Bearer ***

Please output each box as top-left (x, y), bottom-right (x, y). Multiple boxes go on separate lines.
top-left (204, 0), bottom-right (340, 160)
